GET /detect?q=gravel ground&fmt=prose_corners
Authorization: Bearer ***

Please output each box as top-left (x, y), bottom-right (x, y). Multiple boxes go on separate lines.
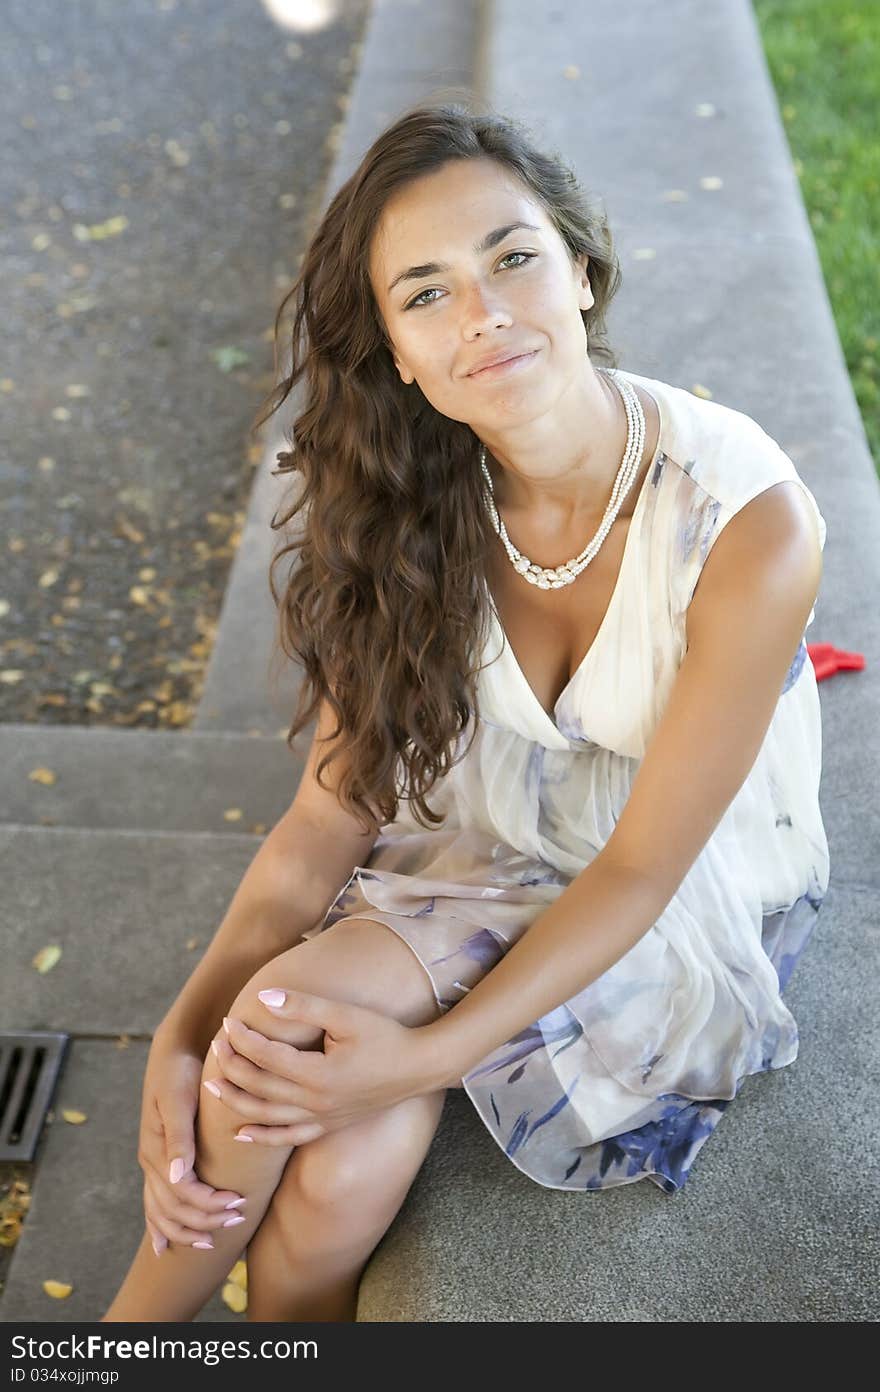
top-left (0, 0), bottom-right (371, 729)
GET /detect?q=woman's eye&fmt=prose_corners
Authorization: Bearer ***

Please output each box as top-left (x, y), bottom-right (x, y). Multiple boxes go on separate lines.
top-left (404, 251), bottom-right (536, 310)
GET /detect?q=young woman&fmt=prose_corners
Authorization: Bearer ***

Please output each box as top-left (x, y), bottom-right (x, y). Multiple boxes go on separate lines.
top-left (102, 102), bottom-right (829, 1322)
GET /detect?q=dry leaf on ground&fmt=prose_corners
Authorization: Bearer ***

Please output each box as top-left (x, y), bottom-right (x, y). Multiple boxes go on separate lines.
top-left (33, 944), bottom-right (62, 973)
top-left (221, 1281), bottom-right (247, 1313)
top-left (29, 767), bottom-right (57, 785)
top-left (43, 1280), bottom-right (73, 1298)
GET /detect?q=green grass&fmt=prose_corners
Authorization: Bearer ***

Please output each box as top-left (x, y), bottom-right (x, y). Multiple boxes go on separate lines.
top-left (752, 0), bottom-right (879, 470)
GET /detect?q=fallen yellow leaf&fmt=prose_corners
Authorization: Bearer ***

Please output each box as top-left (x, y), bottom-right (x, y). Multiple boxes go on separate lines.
top-left (0, 1176), bottom-right (31, 1249)
top-left (33, 944), bottom-right (62, 974)
top-left (62, 1110), bottom-right (87, 1125)
top-left (164, 138), bottom-right (189, 168)
top-left (221, 1281), bottom-right (247, 1313)
top-left (72, 215), bottom-right (129, 241)
top-left (163, 701), bottom-right (191, 726)
top-left (29, 767), bottom-right (57, 785)
top-left (43, 1280), bottom-right (73, 1299)
top-left (115, 514), bottom-right (145, 544)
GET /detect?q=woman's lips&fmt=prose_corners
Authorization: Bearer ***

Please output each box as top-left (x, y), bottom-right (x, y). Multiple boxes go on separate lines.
top-left (468, 349), bottom-right (539, 380)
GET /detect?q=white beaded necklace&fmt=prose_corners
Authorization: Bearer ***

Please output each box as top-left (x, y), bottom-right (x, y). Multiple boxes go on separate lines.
top-left (478, 366), bottom-right (646, 590)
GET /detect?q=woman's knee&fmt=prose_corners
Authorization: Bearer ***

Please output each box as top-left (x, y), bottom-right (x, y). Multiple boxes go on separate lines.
top-left (284, 1089), bottom-right (447, 1214)
top-left (226, 917), bottom-right (443, 1043)
top-left (225, 939), bottom-right (328, 1051)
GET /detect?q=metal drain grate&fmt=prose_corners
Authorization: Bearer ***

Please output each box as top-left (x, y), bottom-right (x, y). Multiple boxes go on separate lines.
top-left (0, 1031), bottom-right (69, 1161)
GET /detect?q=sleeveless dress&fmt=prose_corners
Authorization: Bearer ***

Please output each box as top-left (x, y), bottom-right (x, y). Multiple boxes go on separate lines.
top-left (300, 367), bottom-right (830, 1196)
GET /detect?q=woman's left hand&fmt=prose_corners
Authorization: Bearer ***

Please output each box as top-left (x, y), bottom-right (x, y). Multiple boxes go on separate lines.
top-left (207, 990), bottom-right (441, 1145)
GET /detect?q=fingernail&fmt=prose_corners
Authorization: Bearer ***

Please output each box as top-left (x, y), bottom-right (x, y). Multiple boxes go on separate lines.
top-left (193, 1240), bottom-right (214, 1250)
top-left (258, 988), bottom-right (286, 1008)
top-left (151, 1236), bottom-right (166, 1256)
top-left (223, 1215), bottom-right (246, 1228)
top-left (202, 1080), bottom-right (221, 1098)
top-left (211, 1040), bottom-right (220, 1059)
top-left (222, 1017), bottom-right (230, 1035)
top-left (234, 1133), bottom-right (253, 1143)
top-left (169, 1158), bottom-right (187, 1185)
top-left (224, 1197), bottom-right (247, 1210)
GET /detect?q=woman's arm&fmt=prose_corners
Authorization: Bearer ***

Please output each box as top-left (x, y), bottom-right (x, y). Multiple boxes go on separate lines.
top-left (419, 859), bottom-right (663, 1085)
top-left (155, 811), bottom-right (370, 1058)
top-left (157, 698), bottom-right (381, 1057)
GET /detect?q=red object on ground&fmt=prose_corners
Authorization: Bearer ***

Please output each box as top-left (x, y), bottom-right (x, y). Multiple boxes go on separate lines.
top-left (807, 642), bottom-right (866, 681)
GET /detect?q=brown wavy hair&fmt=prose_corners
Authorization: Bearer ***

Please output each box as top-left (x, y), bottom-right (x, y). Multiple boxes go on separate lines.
top-left (251, 99), bottom-right (623, 835)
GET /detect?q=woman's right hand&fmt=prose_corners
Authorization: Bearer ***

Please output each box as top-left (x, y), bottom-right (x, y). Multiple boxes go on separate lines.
top-left (138, 1032), bottom-right (247, 1255)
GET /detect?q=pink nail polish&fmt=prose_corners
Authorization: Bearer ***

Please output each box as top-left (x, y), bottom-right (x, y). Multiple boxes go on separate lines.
top-left (223, 1215), bottom-right (246, 1228)
top-left (224, 1197), bottom-right (246, 1210)
top-left (234, 1133), bottom-right (253, 1143)
top-left (151, 1237), bottom-right (166, 1256)
top-left (258, 988), bottom-right (285, 1008)
top-left (169, 1158), bottom-right (187, 1185)
top-left (202, 1080), bottom-right (221, 1098)
top-left (193, 1241), bottom-right (214, 1250)
top-left (222, 1017), bottom-right (230, 1035)
top-left (211, 1040), bottom-right (220, 1059)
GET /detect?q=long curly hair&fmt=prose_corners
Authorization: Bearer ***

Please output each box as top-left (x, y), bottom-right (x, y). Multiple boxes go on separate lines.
top-left (251, 100), bottom-right (623, 835)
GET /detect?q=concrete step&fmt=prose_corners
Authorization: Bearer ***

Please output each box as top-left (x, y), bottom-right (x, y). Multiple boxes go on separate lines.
top-left (2, 724), bottom-right (310, 834)
top-left (0, 823), bottom-right (312, 1037)
top-left (1, 819), bottom-right (325, 1320)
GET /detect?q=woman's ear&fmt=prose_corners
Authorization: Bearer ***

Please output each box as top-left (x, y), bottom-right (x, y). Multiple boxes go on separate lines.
top-left (576, 253), bottom-right (595, 313)
top-left (393, 353), bottom-right (414, 386)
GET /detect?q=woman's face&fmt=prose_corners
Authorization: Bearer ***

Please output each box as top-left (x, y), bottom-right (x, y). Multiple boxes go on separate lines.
top-left (368, 157), bottom-right (594, 428)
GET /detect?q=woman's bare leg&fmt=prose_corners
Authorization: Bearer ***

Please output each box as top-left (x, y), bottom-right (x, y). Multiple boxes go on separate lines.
top-left (100, 1052), bottom-right (309, 1322)
top-left (245, 1087), bottom-right (447, 1321)
top-left (100, 917), bottom-right (446, 1322)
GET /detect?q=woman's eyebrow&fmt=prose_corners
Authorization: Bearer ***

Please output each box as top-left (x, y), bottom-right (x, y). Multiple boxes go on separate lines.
top-left (386, 221), bottom-right (542, 295)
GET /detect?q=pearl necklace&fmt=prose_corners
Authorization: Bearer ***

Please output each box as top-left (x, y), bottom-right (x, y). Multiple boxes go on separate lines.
top-left (478, 367), bottom-right (646, 589)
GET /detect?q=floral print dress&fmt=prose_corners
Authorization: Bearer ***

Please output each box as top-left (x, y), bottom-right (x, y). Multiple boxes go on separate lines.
top-left (300, 367), bottom-right (830, 1196)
